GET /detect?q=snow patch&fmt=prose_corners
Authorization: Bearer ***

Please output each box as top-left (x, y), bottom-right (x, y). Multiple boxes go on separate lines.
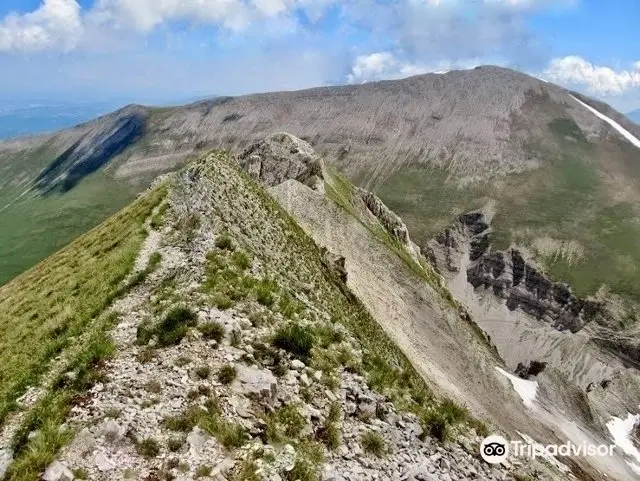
top-left (571, 95), bottom-right (640, 149)
top-left (496, 367), bottom-right (538, 408)
top-left (606, 413), bottom-right (640, 465)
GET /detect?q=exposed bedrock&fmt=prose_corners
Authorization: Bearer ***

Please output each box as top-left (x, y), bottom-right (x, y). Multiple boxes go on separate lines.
top-left (425, 211), bottom-right (601, 333)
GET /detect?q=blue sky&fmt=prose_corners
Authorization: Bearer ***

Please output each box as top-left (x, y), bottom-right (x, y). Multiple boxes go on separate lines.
top-left (0, 0), bottom-right (638, 111)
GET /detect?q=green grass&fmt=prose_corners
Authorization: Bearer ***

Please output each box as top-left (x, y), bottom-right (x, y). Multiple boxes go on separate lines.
top-left (6, 316), bottom-right (118, 481)
top-left (264, 405), bottom-right (307, 443)
top-left (198, 322), bottom-right (225, 342)
top-left (155, 306), bottom-right (198, 347)
top-left (217, 364), bottom-right (237, 384)
top-left (136, 437), bottom-right (161, 458)
top-left (360, 431), bottom-right (387, 457)
top-left (273, 322), bottom-right (316, 360)
top-left (0, 169), bottom-right (137, 286)
top-left (0, 185), bottom-right (166, 429)
top-left (164, 400), bottom-right (247, 450)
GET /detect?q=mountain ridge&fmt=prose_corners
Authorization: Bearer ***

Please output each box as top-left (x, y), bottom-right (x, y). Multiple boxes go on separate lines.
top-left (0, 139), bottom-right (583, 481)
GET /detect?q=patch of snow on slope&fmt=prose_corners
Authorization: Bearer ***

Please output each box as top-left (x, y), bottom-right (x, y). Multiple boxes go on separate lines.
top-left (607, 413), bottom-right (640, 464)
top-left (496, 367), bottom-right (538, 408)
top-left (571, 95), bottom-right (640, 149)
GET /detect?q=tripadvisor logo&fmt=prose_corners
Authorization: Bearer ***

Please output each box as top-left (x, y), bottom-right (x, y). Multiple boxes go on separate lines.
top-left (480, 435), bottom-right (616, 465)
top-left (480, 435), bottom-right (509, 464)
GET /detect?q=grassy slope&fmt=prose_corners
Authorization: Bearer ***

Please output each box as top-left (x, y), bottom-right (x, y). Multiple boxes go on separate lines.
top-left (0, 140), bottom-right (137, 286)
top-left (0, 171), bottom-right (136, 286)
top-left (4, 151), bottom-right (483, 480)
top-left (376, 118), bottom-right (640, 300)
top-left (0, 184), bottom-right (166, 428)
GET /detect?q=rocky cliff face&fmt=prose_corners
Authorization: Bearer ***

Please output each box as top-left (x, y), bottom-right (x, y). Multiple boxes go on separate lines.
top-left (356, 188), bottom-right (411, 245)
top-left (236, 132), bottom-right (325, 191)
top-left (425, 212), bottom-right (601, 333)
top-left (35, 106), bottom-right (147, 193)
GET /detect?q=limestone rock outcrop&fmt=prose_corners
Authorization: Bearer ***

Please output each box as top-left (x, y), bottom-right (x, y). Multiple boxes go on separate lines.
top-left (236, 132), bottom-right (324, 190)
top-left (426, 211), bottom-right (601, 332)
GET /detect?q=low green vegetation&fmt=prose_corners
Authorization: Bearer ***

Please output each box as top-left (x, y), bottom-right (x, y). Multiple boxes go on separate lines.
top-left (164, 399), bottom-right (248, 450)
top-left (315, 403), bottom-right (341, 450)
top-left (420, 398), bottom-right (470, 443)
top-left (195, 365), bottom-right (211, 379)
top-left (137, 305), bottom-right (198, 348)
top-left (0, 185), bottom-right (166, 430)
top-left (0, 164), bottom-right (138, 286)
top-left (360, 431), bottom-right (387, 457)
top-left (217, 364), bottom-right (237, 384)
top-left (198, 322), bottom-right (225, 342)
top-left (264, 405), bottom-right (307, 443)
top-left (285, 440), bottom-right (325, 481)
top-left (136, 437), bottom-right (161, 458)
top-left (6, 315), bottom-right (119, 481)
top-left (273, 322), bottom-right (316, 361)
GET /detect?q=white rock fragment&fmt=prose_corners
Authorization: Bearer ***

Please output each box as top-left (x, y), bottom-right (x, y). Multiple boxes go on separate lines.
top-left (94, 452), bottom-right (116, 472)
top-left (291, 359), bottom-right (306, 370)
top-left (42, 460), bottom-right (75, 481)
top-left (232, 365), bottom-right (277, 401)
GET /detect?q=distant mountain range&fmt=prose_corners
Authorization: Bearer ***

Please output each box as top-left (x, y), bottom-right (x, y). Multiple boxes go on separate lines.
top-left (628, 109), bottom-right (640, 124)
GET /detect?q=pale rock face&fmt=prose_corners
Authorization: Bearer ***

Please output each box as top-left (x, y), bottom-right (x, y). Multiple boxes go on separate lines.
top-left (187, 427), bottom-right (209, 456)
top-left (231, 365), bottom-right (278, 402)
top-left (94, 451), bottom-right (116, 472)
top-left (42, 460), bottom-right (75, 481)
top-left (236, 132), bottom-right (325, 190)
top-left (357, 187), bottom-right (411, 245)
top-left (0, 449), bottom-right (12, 479)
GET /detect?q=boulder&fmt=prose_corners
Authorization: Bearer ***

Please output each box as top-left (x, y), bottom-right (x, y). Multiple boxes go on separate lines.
top-left (231, 365), bottom-right (277, 402)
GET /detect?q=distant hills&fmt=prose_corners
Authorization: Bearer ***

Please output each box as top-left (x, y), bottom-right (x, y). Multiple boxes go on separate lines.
top-left (628, 108), bottom-right (640, 124)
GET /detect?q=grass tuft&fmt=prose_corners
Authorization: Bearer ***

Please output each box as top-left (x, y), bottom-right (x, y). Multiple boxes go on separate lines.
top-left (360, 430), bottom-right (387, 457)
top-left (273, 323), bottom-right (316, 360)
top-left (218, 364), bottom-right (237, 384)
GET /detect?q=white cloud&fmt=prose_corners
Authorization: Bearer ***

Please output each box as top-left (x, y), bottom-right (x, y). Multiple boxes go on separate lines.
top-left (347, 51), bottom-right (486, 84)
top-left (92, 0), bottom-right (253, 32)
top-left (91, 0), bottom-right (336, 32)
top-left (0, 0), bottom-right (83, 52)
top-left (347, 52), bottom-right (429, 84)
top-left (544, 56), bottom-right (640, 95)
top-left (484, 0), bottom-right (575, 8)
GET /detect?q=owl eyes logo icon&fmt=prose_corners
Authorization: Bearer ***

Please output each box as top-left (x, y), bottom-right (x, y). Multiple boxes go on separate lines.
top-left (480, 435), bottom-right (509, 464)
